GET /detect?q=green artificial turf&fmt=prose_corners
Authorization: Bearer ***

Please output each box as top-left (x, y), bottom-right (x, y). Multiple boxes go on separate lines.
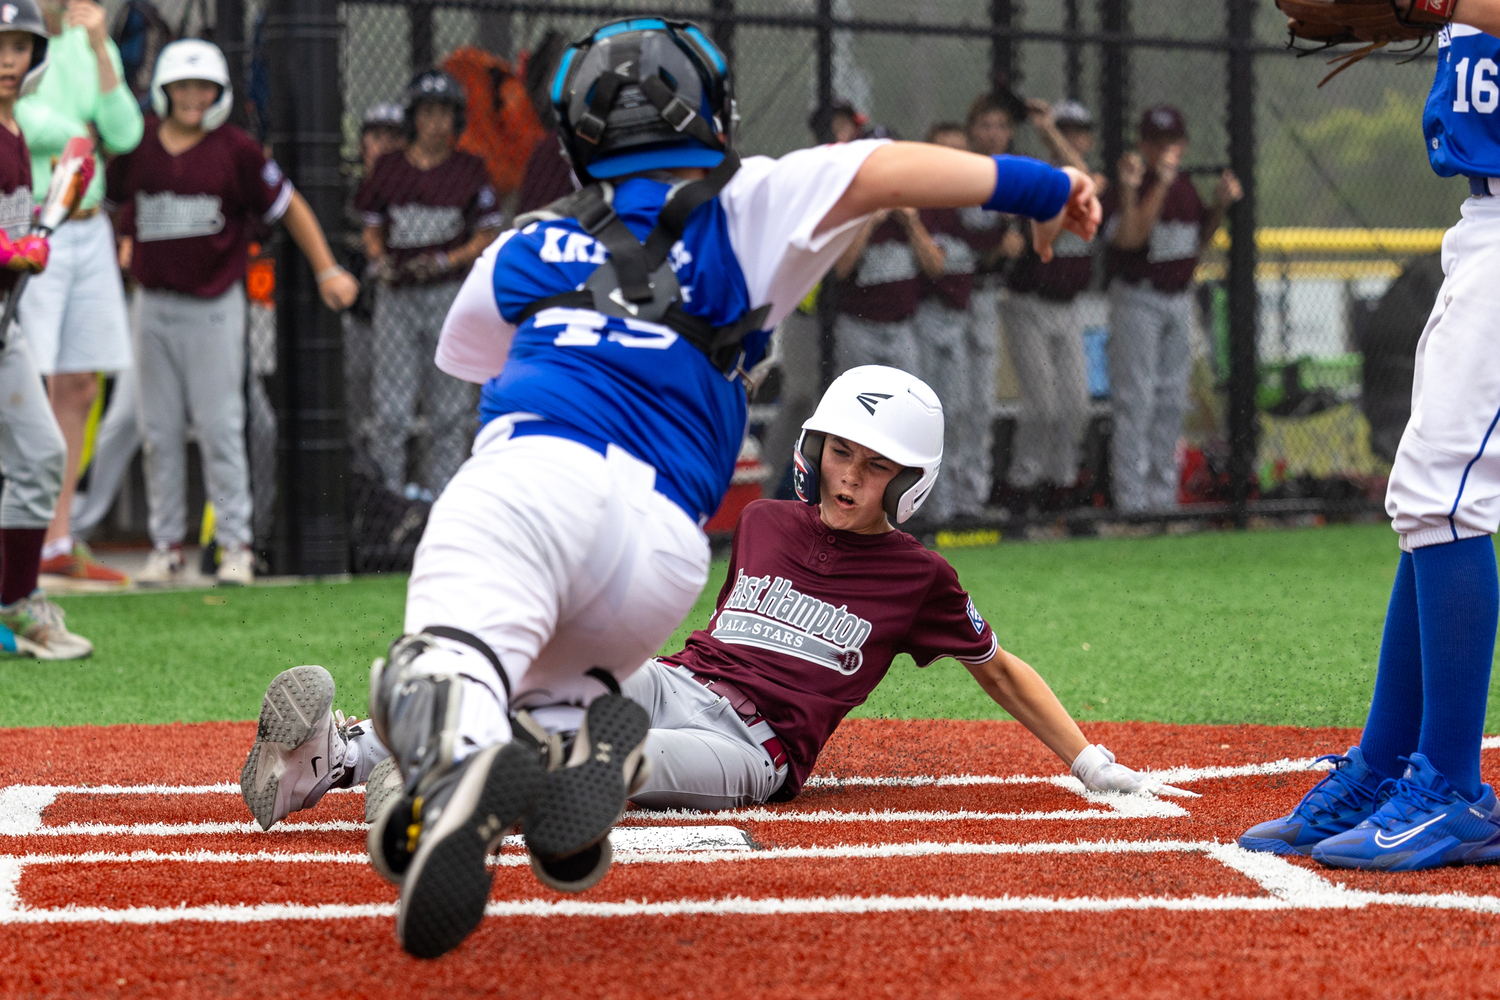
top-left (3, 523), bottom-right (1493, 731)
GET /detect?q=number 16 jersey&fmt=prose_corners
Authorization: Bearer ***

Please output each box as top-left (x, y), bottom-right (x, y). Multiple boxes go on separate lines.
top-left (1426, 24), bottom-right (1500, 178)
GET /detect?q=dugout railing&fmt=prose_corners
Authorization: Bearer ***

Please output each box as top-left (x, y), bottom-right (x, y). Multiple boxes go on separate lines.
top-left (164, 0), bottom-right (1449, 571)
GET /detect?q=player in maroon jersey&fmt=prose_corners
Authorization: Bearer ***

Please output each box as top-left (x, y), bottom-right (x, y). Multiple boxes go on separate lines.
top-left (619, 365), bottom-right (1189, 809)
top-left (0, 0), bottom-right (93, 658)
top-left (355, 68), bottom-right (503, 500)
top-left (107, 38), bottom-right (358, 586)
top-left (250, 365), bottom-right (1188, 857)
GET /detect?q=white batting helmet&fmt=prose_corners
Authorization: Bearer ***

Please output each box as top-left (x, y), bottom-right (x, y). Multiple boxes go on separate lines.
top-left (151, 39), bottom-right (234, 131)
top-left (793, 365), bottom-right (944, 524)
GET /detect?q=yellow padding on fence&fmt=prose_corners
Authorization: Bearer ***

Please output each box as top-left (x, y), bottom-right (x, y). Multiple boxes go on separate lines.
top-left (1209, 227), bottom-right (1446, 255)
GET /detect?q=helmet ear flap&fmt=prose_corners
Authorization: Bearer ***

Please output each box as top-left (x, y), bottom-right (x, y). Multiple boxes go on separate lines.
top-left (793, 431), bottom-right (824, 508)
top-left (882, 467), bottom-right (923, 524)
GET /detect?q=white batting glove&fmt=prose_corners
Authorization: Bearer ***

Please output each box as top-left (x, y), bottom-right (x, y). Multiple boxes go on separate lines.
top-left (1070, 744), bottom-right (1200, 798)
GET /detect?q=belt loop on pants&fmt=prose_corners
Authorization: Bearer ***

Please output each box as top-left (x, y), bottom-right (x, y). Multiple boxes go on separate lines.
top-left (691, 673), bottom-right (788, 769)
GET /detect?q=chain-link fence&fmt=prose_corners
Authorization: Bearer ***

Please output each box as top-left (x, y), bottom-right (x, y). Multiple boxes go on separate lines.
top-left (104, 0), bottom-right (1451, 569)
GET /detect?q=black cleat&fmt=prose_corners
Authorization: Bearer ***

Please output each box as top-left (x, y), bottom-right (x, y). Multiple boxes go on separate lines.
top-left (522, 693), bottom-right (651, 870)
top-left (393, 740), bottom-right (544, 959)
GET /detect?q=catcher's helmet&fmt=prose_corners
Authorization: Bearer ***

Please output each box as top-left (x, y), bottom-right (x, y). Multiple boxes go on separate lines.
top-left (0, 0), bottom-right (50, 99)
top-left (550, 17), bottom-right (733, 181)
top-left (152, 39), bottom-right (233, 130)
top-left (402, 68), bottom-right (467, 138)
top-left (794, 366), bottom-right (944, 525)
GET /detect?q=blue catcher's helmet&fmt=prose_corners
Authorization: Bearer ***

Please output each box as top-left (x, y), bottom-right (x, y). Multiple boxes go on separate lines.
top-left (550, 18), bottom-right (734, 182)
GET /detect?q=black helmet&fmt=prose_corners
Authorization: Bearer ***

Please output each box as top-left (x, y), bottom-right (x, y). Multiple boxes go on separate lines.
top-left (402, 68), bottom-right (467, 137)
top-left (550, 18), bottom-right (733, 182)
top-left (0, 0), bottom-right (50, 97)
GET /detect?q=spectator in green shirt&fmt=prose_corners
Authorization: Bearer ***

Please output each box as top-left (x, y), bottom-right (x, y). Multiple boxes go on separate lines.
top-left (15, 0), bottom-right (142, 588)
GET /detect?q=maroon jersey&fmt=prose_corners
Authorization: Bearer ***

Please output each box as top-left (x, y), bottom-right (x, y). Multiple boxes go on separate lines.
top-left (662, 500), bottom-right (999, 798)
top-left (1103, 172), bottom-right (1204, 294)
top-left (1008, 226), bottom-right (1095, 300)
top-left (918, 207), bottom-right (975, 311)
top-left (954, 205), bottom-right (1017, 278)
top-left (355, 148), bottom-right (502, 286)
top-left (836, 216), bottom-right (920, 323)
top-left (106, 118), bottom-right (293, 298)
top-left (0, 125), bottom-right (32, 297)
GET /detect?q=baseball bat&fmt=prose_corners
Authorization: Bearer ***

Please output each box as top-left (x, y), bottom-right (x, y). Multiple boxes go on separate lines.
top-left (0, 135), bottom-right (96, 347)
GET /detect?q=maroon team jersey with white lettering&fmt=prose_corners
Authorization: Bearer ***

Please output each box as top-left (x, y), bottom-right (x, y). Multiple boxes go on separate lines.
top-left (106, 117), bottom-right (293, 297)
top-left (662, 500), bottom-right (999, 798)
top-left (1103, 172), bottom-right (1204, 294)
top-left (355, 148), bottom-right (502, 286)
top-left (0, 125), bottom-right (32, 297)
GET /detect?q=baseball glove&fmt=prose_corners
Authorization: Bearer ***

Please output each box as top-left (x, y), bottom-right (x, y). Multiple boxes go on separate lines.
top-left (1276, 0), bottom-right (1457, 85)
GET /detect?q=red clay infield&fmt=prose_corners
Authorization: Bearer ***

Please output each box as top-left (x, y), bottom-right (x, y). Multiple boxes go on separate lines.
top-left (4, 718), bottom-right (1500, 999)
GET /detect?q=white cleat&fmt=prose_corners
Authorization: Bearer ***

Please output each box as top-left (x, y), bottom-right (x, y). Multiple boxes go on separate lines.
top-left (240, 665), bottom-right (388, 830)
top-left (135, 544), bottom-right (184, 588)
top-left (0, 591), bottom-right (94, 660)
top-left (217, 545), bottom-right (255, 586)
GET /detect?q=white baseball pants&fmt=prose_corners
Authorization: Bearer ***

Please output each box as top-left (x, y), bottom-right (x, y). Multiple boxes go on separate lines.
top-left (403, 416), bottom-right (711, 729)
top-left (1000, 292), bottom-right (1091, 489)
top-left (1389, 195), bottom-right (1500, 549)
top-left (1106, 280), bottom-right (1195, 512)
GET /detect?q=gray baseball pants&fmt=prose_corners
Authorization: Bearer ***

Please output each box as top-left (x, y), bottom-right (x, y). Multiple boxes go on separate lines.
top-left (621, 658), bottom-right (788, 810)
top-left (949, 286), bottom-right (1003, 516)
top-left (0, 329), bottom-right (65, 529)
top-left (1000, 292), bottom-right (1091, 489)
top-left (72, 365), bottom-right (140, 537)
top-left (370, 280), bottom-right (475, 496)
top-left (833, 313), bottom-right (918, 375)
top-left (136, 283), bottom-right (252, 548)
top-left (914, 298), bottom-right (971, 523)
top-left (1106, 280), bottom-right (1196, 512)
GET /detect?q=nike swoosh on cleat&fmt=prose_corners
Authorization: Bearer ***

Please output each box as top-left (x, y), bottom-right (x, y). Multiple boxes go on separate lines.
top-left (1373, 812), bottom-right (1449, 849)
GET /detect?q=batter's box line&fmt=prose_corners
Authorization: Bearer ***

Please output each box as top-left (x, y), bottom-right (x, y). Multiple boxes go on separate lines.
top-left (6, 840), bottom-right (1500, 924)
top-left (0, 779), bottom-right (1188, 837)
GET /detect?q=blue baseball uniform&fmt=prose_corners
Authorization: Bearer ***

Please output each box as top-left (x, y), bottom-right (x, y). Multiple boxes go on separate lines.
top-left (415, 139), bottom-right (892, 718)
top-left (1241, 20), bottom-right (1500, 870)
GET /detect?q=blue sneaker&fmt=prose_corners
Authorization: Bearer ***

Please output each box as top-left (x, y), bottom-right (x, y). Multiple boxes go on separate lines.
top-left (1311, 753), bottom-right (1500, 871)
top-left (1238, 746), bottom-right (1383, 855)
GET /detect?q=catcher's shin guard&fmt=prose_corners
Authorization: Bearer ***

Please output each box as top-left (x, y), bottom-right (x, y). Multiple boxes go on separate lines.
top-left (365, 631), bottom-right (543, 959)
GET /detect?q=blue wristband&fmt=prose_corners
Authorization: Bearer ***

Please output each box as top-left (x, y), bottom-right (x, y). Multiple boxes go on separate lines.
top-left (983, 155), bottom-right (1072, 220)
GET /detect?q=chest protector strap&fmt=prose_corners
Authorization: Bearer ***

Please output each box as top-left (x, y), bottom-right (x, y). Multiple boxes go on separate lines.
top-left (514, 144), bottom-right (769, 375)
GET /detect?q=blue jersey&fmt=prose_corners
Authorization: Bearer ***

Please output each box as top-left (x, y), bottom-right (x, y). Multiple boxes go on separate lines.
top-left (458, 141), bottom-right (886, 525)
top-left (1426, 25), bottom-right (1500, 177)
top-left (482, 177), bottom-right (770, 523)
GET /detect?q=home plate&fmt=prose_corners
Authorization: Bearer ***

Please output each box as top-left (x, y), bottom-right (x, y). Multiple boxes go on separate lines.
top-left (499, 826), bottom-right (752, 854)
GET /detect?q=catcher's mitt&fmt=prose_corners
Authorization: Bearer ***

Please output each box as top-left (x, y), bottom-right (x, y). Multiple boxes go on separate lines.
top-left (1276, 0), bottom-right (1458, 85)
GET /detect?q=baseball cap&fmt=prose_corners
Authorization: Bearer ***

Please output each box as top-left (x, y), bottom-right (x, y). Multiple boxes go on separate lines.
top-left (362, 102), bottom-right (404, 129)
top-left (1139, 104), bottom-right (1186, 142)
top-left (1053, 99), bottom-right (1093, 129)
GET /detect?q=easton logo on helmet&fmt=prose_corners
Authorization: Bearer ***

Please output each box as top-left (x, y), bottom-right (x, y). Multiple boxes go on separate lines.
top-left (855, 392), bottom-right (892, 415)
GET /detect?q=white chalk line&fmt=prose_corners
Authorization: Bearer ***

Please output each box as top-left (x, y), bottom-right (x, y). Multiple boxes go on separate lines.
top-left (7, 840), bottom-right (1500, 923)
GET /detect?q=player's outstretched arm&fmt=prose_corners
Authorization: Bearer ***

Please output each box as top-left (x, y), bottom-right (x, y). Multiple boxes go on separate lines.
top-left (816, 141), bottom-right (1101, 262)
top-left (281, 191), bottom-right (359, 312)
top-left (964, 646), bottom-right (1198, 797)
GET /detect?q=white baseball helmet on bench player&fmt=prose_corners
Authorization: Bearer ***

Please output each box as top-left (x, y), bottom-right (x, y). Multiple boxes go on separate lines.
top-left (151, 39), bottom-right (234, 131)
top-left (794, 365), bottom-right (944, 524)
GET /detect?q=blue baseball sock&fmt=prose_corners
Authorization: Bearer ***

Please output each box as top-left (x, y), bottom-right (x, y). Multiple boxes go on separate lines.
top-left (1359, 551), bottom-right (1423, 783)
top-left (1413, 535), bottom-right (1499, 801)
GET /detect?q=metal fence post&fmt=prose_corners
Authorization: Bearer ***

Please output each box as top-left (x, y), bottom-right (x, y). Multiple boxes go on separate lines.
top-left (990, 0), bottom-right (1017, 87)
top-left (815, 0), bottom-right (836, 391)
top-left (215, 0), bottom-right (246, 126)
top-left (1065, 0), bottom-right (1082, 101)
top-left (712, 0), bottom-right (736, 66)
top-left (411, 2), bottom-right (434, 71)
top-left (1098, 0), bottom-right (1128, 180)
top-left (1227, 0), bottom-right (1258, 524)
top-left (264, 0), bottom-right (349, 575)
